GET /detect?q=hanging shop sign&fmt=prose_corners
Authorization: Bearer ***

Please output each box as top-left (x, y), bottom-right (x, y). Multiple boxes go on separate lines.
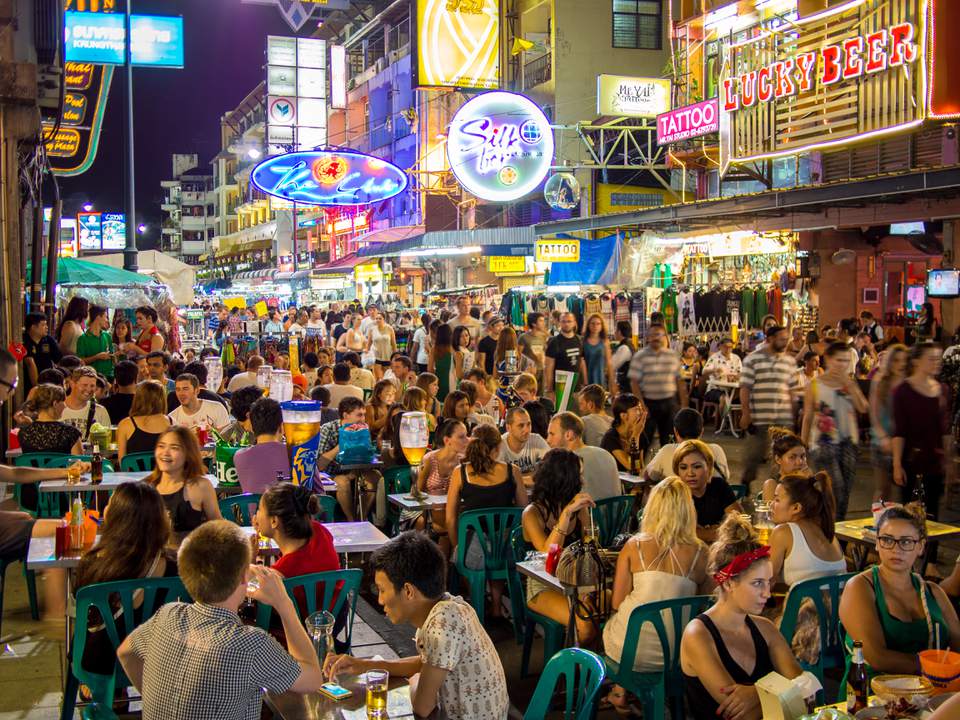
top-left (101, 212), bottom-right (126, 250)
top-left (680, 231), bottom-right (795, 259)
top-left (488, 256), bottom-right (527, 274)
top-left (251, 150), bottom-right (408, 206)
top-left (723, 0), bottom-right (926, 165)
top-left (657, 98), bottom-right (720, 145)
top-left (415, 0), bottom-right (499, 90)
top-left (355, 262), bottom-right (382, 282)
top-left (596, 75), bottom-right (671, 118)
top-left (266, 35), bottom-right (327, 154)
top-left (43, 61), bottom-right (113, 175)
top-left (77, 211), bottom-right (102, 250)
top-left (242, 0), bottom-right (351, 33)
top-left (447, 91), bottom-right (554, 203)
top-left (535, 239), bottom-right (580, 263)
top-left (64, 11), bottom-right (185, 67)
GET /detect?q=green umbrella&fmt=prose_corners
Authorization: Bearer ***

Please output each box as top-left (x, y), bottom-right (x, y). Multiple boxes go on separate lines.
top-left (27, 257), bottom-right (154, 286)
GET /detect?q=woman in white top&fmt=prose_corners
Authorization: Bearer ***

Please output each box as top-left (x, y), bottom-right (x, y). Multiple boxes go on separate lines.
top-left (452, 326), bottom-right (474, 377)
top-left (337, 315), bottom-right (368, 356)
top-left (768, 472), bottom-right (846, 587)
top-left (366, 314), bottom-right (396, 380)
top-left (801, 341), bottom-right (868, 520)
top-left (603, 477), bottom-right (710, 711)
top-left (56, 296), bottom-right (89, 356)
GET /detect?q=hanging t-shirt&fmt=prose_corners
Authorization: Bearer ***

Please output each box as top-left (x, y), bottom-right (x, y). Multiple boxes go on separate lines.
top-left (754, 287), bottom-right (769, 325)
top-left (678, 291), bottom-right (697, 336)
top-left (614, 293), bottom-right (631, 324)
top-left (768, 286), bottom-right (783, 324)
top-left (741, 287), bottom-right (756, 329)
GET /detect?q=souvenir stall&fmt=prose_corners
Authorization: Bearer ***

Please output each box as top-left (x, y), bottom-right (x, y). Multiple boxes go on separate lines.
top-left (618, 230), bottom-right (815, 348)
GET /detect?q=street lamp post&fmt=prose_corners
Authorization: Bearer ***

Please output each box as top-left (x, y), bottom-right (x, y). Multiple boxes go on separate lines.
top-left (123, 0), bottom-right (138, 272)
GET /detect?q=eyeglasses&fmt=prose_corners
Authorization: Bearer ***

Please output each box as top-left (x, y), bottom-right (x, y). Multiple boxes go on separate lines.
top-left (0, 376), bottom-right (17, 394)
top-left (877, 535), bottom-right (920, 551)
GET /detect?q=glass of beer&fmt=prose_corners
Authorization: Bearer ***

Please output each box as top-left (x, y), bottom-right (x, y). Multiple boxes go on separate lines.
top-left (281, 401), bottom-right (324, 486)
top-left (66, 462), bottom-right (82, 485)
top-left (754, 503), bottom-right (774, 546)
top-left (399, 412), bottom-right (429, 499)
top-left (365, 669), bottom-right (389, 719)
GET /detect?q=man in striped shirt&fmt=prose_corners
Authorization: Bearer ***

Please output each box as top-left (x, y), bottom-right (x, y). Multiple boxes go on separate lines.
top-left (628, 324), bottom-right (687, 448)
top-left (739, 325), bottom-right (799, 488)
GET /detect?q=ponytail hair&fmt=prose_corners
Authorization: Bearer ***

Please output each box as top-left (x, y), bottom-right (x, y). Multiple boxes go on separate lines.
top-left (779, 471), bottom-right (836, 541)
top-left (465, 423), bottom-right (501, 476)
top-left (262, 482), bottom-right (320, 540)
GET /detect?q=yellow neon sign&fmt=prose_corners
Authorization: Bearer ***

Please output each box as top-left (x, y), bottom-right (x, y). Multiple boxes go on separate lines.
top-left (416, 0), bottom-right (499, 90)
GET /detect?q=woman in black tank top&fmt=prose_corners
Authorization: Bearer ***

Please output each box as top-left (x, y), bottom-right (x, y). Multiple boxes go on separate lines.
top-left (680, 515), bottom-right (802, 720)
top-left (445, 425), bottom-right (527, 620)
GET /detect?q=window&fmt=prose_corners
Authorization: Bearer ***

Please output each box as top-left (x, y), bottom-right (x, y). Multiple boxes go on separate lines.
top-left (612, 0), bottom-right (662, 50)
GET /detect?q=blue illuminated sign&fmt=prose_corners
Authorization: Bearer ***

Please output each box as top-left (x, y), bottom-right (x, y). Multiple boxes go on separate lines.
top-left (64, 12), bottom-right (185, 68)
top-left (251, 150), bottom-right (408, 206)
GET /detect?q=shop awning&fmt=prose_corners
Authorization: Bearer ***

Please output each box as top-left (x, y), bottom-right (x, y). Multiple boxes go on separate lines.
top-left (235, 268), bottom-right (277, 281)
top-left (413, 226), bottom-right (535, 250)
top-left (356, 225), bottom-right (426, 258)
top-left (311, 252), bottom-right (368, 276)
top-left (532, 167), bottom-right (960, 236)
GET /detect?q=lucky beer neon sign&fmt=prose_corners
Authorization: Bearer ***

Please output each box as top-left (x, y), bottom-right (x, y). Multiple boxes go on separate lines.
top-left (723, 22), bottom-right (918, 111)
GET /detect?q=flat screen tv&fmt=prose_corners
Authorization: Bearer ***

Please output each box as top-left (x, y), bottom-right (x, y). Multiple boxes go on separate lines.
top-left (927, 269), bottom-right (960, 299)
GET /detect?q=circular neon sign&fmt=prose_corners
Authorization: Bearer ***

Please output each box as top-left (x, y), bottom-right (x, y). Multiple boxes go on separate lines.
top-left (251, 150), bottom-right (408, 206)
top-left (446, 91), bottom-right (554, 203)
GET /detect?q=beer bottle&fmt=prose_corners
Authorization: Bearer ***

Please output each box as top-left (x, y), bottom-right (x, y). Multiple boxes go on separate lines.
top-left (846, 640), bottom-right (868, 713)
top-left (90, 445), bottom-right (103, 485)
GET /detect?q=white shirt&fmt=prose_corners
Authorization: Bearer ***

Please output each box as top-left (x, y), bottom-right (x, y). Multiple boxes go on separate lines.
top-left (323, 383), bottom-right (364, 409)
top-left (498, 432), bottom-right (549, 475)
top-left (226, 371), bottom-right (258, 393)
top-left (168, 399), bottom-right (230, 430)
top-left (359, 316), bottom-right (376, 336)
top-left (574, 445), bottom-right (620, 500)
top-left (413, 327), bottom-right (429, 365)
top-left (703, 351), bottom-right (742, 380)
top-left (61, 402), bottom-right (111, 437)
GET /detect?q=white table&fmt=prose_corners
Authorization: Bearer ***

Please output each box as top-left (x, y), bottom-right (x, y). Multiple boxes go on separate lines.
top-left (618, 472), bottom-right (649, 489)
top-left (35, 472), bottom-right (220, 492)
top-left (516, 554), bottom-right (563, 593)
top-left (387, 493), bottom-right (447, 511)
top-left (27, 521), bottom-right (390, 570)
top-left (707, 379), bottom-right (742, 437)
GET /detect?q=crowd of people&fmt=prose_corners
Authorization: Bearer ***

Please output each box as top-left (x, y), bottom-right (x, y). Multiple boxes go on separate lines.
top-left (2, 296), bottom-right (960, 720)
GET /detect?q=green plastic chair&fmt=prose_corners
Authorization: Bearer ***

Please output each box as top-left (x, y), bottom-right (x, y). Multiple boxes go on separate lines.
top-left (218, 493), bottom-right (262, 525)
top-left (780, 571), bottom-right (856, 700)
top-left (314, 494), bottom-right (338, 522)
top-left (590, 496), bottom-right (633, 547)
top-left (507, 525), bottom-right (565, 676)
top-left (0, 556), bottom-right (39, 641)
top-left (382, 466), bottom-right (412, 536)
top-left (730, 484), bottom-right (748, 500)
top-left (81, 703), bottom-right (119, 720)
top-left (524, 648), bottom-right (606, 720)
top-left (604, 595), bottom-right (713, 720)
top-left (119, 452), bottom-right (155, 472)
top-left (455, 507), bottom-right (522, 624)
top-left (14, 453), bottom-right (113, 518)
top-left (255, 568), bottom-right (363, 652)
top-left (63, 576), bottom-right (192, 720)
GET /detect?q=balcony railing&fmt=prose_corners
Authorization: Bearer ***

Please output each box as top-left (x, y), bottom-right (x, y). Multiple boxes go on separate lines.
top-left (523, 53), bottom-right (552, 90)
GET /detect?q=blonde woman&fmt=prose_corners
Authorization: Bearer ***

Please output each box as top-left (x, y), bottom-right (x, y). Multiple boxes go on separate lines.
top-left (868, 343), bottom-right (907, 501)
top-left (603, 477), bottom-right (711, 712)
top-left (116, 381), bottom-right (171, 461)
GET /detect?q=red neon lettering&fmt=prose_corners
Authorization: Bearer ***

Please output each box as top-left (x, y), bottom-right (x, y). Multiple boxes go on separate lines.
top-left (774, 59), bottom-right (795, 97)
top-left (795, 52), bottom-right (816, 92)
top-left (757, 66), bottom-right (774, 102)
top-left (821, 45), bottom-right (842, 85)
top-left (723, 77), bottom-right (740, 111)
top-left (889, 22), bottom-right (917, 66)
top-left (842, 36), bottom-right (864, 79)
top-left (740, 71), bottom-right (757, 107)
top-left (865, 30), bottom-right (888, 73)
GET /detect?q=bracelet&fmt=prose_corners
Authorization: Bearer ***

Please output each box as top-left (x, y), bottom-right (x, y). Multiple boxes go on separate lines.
top-left (554, 526), bottom-right (568, 537)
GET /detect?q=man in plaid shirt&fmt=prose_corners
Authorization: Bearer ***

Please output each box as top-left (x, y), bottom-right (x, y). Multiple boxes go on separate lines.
top-left (117, 521), bottom-right (323, 720)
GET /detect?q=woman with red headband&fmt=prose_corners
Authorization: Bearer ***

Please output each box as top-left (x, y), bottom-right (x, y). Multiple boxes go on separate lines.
top-left (681, 514), bottom-right (802, 720)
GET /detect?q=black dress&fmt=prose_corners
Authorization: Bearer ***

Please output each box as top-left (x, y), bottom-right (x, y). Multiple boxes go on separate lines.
top-left (18, 421), bottom-right (80, 455)
top-left (684, 614), bottom-right (775, 720)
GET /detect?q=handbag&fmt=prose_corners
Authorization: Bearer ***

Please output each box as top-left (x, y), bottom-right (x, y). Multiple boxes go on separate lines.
top-left (554, 535), bottom-right (615, 646)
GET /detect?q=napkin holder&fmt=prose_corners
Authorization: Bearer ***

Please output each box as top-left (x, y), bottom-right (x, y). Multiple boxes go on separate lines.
top-left (756, 671), bottom-right (822, 720)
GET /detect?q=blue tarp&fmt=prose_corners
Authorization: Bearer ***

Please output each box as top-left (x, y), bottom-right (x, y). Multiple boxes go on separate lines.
top-left (548, 232), bottom-right (621, 285)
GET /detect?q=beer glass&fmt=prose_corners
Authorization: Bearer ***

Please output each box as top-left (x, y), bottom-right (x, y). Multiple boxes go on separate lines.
top-left (365, 669), bottom-right (389, 719)
top-left (270, 369), bottom-right (294, 402)
top-left (281, 400), bottom-right (324, 486)
top-left (204, 357), bottom-right (223, 393)
top-left (256, 365), bottom-right (273, 390)
top-left (399, 412), bottom-right (429, 499)
top-left (754, 503), bottom-right (774, 546)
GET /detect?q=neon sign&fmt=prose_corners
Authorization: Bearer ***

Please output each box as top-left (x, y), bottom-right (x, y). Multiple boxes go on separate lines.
top-left (446, 91), bottom-right (554, 203)
top-left (657, 98), bottom-right (719, 145)
top-left (250, 150), bottom-right (408, 206)
top-left (723, 22), bottom-right (918, 112)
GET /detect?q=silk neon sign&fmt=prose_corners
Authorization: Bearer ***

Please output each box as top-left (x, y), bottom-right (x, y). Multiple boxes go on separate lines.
top-left (446, 91), bottom-right (554, 203)
top-left (723, 22), bottom-right (918, 111)
top-left (251, 150), bottom-right (407, 206)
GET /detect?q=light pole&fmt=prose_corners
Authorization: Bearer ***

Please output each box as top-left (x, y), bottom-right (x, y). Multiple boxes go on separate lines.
top-left (123, 0), bottom-right (138, 272)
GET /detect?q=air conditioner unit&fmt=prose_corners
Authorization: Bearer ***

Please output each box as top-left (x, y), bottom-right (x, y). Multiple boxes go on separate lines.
top-left (944, 126), bottom-right (959, 166)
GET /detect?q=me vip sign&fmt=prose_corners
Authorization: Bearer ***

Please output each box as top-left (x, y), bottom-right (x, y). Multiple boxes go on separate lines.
top-left (721, 0), bottom-right (928, 167)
